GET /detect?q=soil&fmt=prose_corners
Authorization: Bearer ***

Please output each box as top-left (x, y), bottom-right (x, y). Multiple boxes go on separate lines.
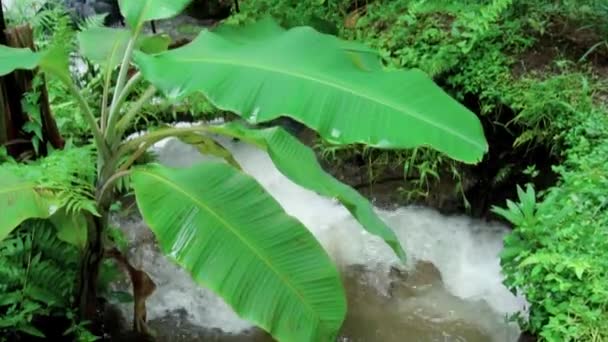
top-left (513, 16), bottom-right (608, 77)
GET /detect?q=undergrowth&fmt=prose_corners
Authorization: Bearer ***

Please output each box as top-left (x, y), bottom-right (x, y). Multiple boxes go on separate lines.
top-left (0, 220), bottom-right (90, 341)
top-left (5, 0), bottom-right (224, 146)
top-left (493, 105), bottom-right (608, 341)
top-left (238, 0), bottom-right (608, 339)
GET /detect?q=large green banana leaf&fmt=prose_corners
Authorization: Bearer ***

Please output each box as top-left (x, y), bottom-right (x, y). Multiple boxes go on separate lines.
top-left (0, 46), bottom-right (41, 76)
top-left (211, 18), bottom-right (382, 71)
top-left (134, 20), bottom-right (488, 163)
top-left (0, 44), bottom-right (70, 81)
top-left (0, 170), bottom-right (61, 241)
top-left (118, 0), bottom-right (193, 31)
top-left (131, 162), bottom-right (346, 342)
top-left (78, 27), bottom-right (171, 68)
top-left (206, 122), bottom-right (405, 260)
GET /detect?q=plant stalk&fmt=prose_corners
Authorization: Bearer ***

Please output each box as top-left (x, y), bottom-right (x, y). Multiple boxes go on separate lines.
top-left (106, 32), bottom-right (140, 141)
top-left (106, 72), bottom-right (143, 143)
top-left (100, 65), bottom-right (114, 133)
top-left (115, 85), bottom-right (157, 139)
top-left (61, 75), bottom-right (109, 159)
top-left (97, 170), bottom-right (132, 204)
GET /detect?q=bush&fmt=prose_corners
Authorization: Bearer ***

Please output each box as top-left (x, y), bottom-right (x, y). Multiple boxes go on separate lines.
top-left (494, 108), bottom-right (608, 341)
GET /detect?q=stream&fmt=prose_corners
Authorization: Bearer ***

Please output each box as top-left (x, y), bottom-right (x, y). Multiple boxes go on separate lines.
top-left (110, 128), bottom-right (528, 342)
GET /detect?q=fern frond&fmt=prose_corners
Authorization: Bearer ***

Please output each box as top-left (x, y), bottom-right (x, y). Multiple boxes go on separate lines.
top-left (2, 146), bottom-right (98, 216)
top-left (0, 220), bottom-right (79, 336)
top-left (77, 13), bottom-right (109, 31)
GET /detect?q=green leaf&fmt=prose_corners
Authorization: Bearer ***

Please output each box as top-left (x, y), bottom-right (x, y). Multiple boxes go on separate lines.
top-left (17, 324), bottom-right (45, 338)
top-left (139, 34), bottom-right (172, 54)
top-left (211, 17), bottom-right (285, 43)
top-left (0, 170), bottom-right (61, 241)
top-left (208, 122), bottom-right (406, 260)
top-left (131, 162), bottom-right (346, 342)
top-left (38, 45), bottom-right (71, 81)
top-left (0, 44), bottom-right (75, 82)
top-left (177, 133), bottom-right (241, 170)
top-left (0, 45), bottom-right (41, 76)
top-left (491, 204), bottom-right (522, 226)
top-left (214, 18), bottom-right (381, 71)
top-left (78, 27), bottom-right (171, 68)
top-left (134, 20), bottom-right (488, 163)
top-left (50, 209), bottom-right (88, 250)
top-left (118, 0), bottom-right (193, 31)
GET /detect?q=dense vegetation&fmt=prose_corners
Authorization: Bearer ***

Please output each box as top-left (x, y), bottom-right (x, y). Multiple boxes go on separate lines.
top-left (0, 0), bottom-right (486, 341)
top-left (1, 0), bottom-right (607, 341)
top-left (227, 0), bottom-right (608, 340)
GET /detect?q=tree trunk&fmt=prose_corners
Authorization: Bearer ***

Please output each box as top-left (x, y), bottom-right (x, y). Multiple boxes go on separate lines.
top-left (0, 3), bottom-right (64, 159)
top-left (77, 211), bottom-right (108, 336)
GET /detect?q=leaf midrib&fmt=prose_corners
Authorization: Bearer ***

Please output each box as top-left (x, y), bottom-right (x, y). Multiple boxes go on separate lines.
top-left (0, 182), bottom-right (37, 196)
top-left (138, 169), bottom-right (322, 328)
top-left (173, 56), bottom-right (486, 152)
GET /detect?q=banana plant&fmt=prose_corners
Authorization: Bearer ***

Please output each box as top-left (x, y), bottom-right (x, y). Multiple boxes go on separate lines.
top-left (0, 0), bottom-right (488, 340)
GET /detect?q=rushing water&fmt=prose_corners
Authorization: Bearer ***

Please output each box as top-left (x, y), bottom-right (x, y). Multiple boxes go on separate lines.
top-left (112, 133), bottom-right (527, 341)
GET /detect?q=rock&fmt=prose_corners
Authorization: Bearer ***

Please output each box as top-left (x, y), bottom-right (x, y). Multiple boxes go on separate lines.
top-left (62, 0), bottom-right (122, 26)
top-left (184, 0), bottom-right (237, 20)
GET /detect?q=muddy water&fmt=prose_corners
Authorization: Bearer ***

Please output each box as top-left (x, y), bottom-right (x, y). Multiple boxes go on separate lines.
top-left (112, 133), bottom-right (526, 342)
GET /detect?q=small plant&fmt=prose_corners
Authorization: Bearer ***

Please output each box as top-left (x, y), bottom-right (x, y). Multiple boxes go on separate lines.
top-left (0, 220), bottom-right (79, 339)
top-left (0, 0), bottom-right (488, 340)
top-left (493, 109), bottom-right (608, 341)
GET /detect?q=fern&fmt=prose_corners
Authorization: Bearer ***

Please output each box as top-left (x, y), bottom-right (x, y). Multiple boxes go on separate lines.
top-left (455, 0), bottom-right (514, 53)
top-left (2, 146), bottom-right (98, 215)
top-left (77, 13), bottom-right (109, 31)
top-left (0, 220), bottom-right (79, 338)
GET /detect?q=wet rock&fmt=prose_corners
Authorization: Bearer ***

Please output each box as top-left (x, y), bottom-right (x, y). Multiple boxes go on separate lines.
top-left (257, 116), bottom-right (308, 137)
top-left (388, 261), bottom-right (443, 298)
top-left (60, 0), bottom-right (123, 26)
top-left (102, 301), bottom-right (156, 342)
top-left (184, 0), bottom-right (237, 20)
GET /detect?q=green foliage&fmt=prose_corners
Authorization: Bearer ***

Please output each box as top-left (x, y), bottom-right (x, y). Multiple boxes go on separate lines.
top-left (134, 19), bottom-right (488, 163)
top-left (209, 122), bottom-right (406, 258)
top-left (237, 0), bottom-right (608, 207)
top-left (0, 220), bottom-right (78, 339)
top-left (2, 146), bottom-right (98, 215)
top-left (235, 2), bottom-right (608, 339)
top-left (132, 161), bottom-right (346, 342)
top-left (505, 72), bottom-right (597, 151)
top-left (234, 0), bottom-right (527, 204)
top-left (493, 109), bottom-right (608, 341)
top-left (1, 0), bottom-right (489, 340)
top-left (118, 0), bottom-right (192, 31)
top-left (0, 168), bottom-right (60, 241)
top-left (0, 145), bottom-right (97, 241)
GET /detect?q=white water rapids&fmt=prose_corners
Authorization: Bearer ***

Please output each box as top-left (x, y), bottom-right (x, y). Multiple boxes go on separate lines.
top-left (112, 133), bottom-right (527, 341)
